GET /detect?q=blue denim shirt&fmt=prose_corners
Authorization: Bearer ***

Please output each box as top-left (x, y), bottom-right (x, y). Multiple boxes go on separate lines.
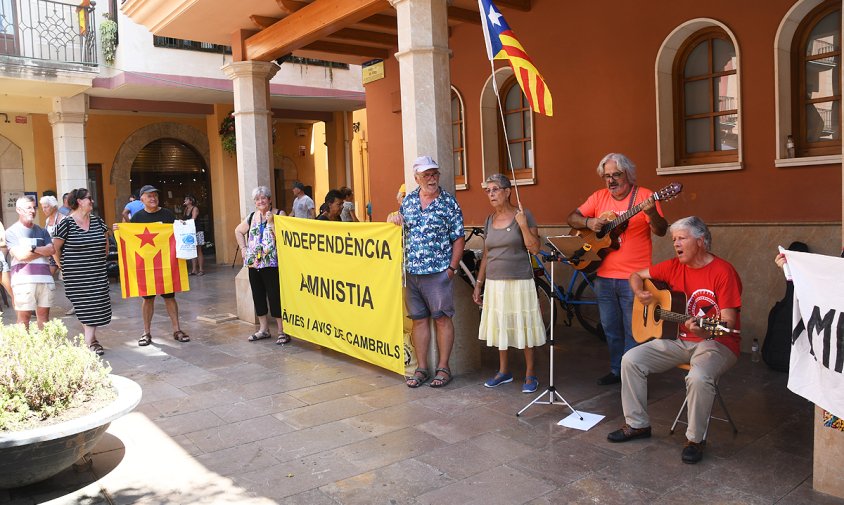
top-left (400, 186), bottom-right (464, 275)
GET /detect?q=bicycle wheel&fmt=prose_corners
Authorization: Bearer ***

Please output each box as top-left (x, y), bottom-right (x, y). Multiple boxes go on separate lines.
top-left (574, 273), bottom-right (605, 340)
top-left (535, 278), bottom-right (557, 336)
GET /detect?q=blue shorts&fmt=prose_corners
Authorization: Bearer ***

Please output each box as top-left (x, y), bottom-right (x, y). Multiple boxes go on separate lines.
top-left (405, 271), bottom-right (454, 320)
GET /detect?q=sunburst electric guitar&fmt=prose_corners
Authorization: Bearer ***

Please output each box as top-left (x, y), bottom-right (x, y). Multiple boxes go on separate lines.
top-left (568, 183), bottom-right (683, 271)
top-left (632, 279), bottom-right (739, 344)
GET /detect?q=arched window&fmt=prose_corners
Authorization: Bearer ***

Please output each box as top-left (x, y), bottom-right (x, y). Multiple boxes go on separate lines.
top-left (674, 28), bottom-right (739, 166)
top-left (451, 87), bottom-right (467, 189)
top-left (498, 77), bottom-right (533, 180)
top-left (792, 0), bottom-right (841, 157)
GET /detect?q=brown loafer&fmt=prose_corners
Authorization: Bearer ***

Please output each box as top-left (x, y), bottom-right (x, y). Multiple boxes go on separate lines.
top-left (607, 424), bottom-right (652, 443)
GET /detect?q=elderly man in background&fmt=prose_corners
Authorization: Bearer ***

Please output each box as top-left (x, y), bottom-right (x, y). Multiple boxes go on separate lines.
top-left (291, 182), bottom-right (315, 219)
top-left (395, 156), bottom-right (465, 388)
top-left (5, 195), bottom-right (56, 329)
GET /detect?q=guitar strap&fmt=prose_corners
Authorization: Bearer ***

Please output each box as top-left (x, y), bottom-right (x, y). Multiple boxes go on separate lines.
top-left (617, 186), bottom-right (638, 235)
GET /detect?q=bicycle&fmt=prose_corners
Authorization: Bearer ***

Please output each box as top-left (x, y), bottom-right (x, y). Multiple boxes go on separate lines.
top-left (457, 227), bottom-right (603, 339)
top-left (531, 249), bottom-right (604, 339)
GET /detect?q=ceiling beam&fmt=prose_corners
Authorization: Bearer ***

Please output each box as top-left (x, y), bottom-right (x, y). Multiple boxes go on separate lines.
top-left (250, 15), bottom-right (281, 30)
top-left (495, 0), bottom-right (531, 11)
top-left (325, 28), bottom-right (397, 48)
top-left (246, 0), bottom-right (391, 62)
top-left (447, 7), bottom-right (481, 25)
top-left (276, 0), bottom-right (306, 15)
top-left (353, 13), bottom-right (397, 34)
top-left (300, 40), bottom-right (389, 60)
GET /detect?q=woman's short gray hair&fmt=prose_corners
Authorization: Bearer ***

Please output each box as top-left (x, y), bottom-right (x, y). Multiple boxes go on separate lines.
top-left (596, 153), bottom-right (637, 185)
top-left (252, 186), bottom-right (272, 200)
top-left (670, 216), bottom-right (712, 251)
top-left (39, 195), bottom-right (59, 208)
top-left (484, 173), bottom-right (512, 189)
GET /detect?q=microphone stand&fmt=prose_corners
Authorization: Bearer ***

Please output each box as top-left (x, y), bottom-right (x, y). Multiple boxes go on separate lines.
top-left (517, 248), bottom-right (583, 420)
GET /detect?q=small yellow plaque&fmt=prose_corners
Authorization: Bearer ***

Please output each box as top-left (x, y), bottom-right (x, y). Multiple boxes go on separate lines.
top-left (362, 60), bottom-right (385, 85)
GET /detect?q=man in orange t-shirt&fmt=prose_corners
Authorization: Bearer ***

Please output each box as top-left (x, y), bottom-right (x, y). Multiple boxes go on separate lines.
top-left (566, 153), bottom-right (668, 385)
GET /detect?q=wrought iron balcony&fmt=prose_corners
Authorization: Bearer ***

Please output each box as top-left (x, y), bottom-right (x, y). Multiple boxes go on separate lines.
top-left (0, 0), bottom-right (98, 66)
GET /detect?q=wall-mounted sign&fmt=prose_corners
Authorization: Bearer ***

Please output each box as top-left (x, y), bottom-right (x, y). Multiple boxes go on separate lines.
top-left (15, 116), bottom-right (27, 124)
top-left (362, 59), bottom-right (384, 85)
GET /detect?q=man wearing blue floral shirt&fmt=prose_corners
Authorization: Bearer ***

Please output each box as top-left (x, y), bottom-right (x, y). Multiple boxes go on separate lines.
top-left (395, 156), bottom-right (465, 389)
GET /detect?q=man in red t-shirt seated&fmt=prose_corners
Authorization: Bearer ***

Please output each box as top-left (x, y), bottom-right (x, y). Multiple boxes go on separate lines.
top-left (606, 216), bottom-right (742, 465)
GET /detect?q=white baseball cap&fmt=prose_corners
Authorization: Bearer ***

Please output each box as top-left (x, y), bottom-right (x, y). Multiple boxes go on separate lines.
top-left (412, 156), bottom-right (439, 173)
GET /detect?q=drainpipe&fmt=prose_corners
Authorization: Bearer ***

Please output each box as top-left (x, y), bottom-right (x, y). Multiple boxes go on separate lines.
top-left (343, 111), bottom-right (351, 186)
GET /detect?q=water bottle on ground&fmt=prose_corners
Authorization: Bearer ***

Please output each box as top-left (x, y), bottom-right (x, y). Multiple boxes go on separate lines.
top-left (751, 338), bottom-right (760, 363)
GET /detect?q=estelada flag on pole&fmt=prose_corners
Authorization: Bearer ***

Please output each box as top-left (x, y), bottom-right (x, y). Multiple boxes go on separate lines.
top-left (478, 0), bottom-right (553, 116)
top-left (115, 223), bottom-right (190, 298)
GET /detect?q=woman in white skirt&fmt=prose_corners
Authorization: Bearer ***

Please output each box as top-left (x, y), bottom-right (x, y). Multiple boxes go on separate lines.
top-left (472, 174), bottom-right (546, 393)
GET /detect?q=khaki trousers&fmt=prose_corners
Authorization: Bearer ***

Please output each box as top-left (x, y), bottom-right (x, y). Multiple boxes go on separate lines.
top-left (620, 338), bottom-right (737, 443)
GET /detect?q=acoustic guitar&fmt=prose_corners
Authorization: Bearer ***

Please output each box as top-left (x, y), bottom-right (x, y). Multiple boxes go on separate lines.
top-left (632, 279), bottom-right (739, 344)
top-left (568, 183), bottom-right (683, 271)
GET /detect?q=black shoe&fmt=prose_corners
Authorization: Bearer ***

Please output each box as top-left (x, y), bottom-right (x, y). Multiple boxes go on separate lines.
top-left (681, 440), bottom-right (704, 464)
top-left (597, 372), bottom-right (621, 385)
top-left (607, 424), bottom-right (652, 443)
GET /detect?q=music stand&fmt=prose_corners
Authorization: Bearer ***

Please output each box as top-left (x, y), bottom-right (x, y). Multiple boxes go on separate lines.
top-left (517, 244), bottom-right (583, 420)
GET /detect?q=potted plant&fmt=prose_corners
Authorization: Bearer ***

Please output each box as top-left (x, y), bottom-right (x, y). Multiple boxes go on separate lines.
top-left (0, 320), bottom-right (141, 489)
top-left (219, 112), bottom-right (236, 155)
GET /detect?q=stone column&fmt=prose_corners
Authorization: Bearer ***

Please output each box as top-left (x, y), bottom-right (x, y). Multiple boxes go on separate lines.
top-left (389, 0), bottom-right (480, 374)
top-left (389, 0), bottom-right (454, 193)
top-left (221, 60), bottom-right (279, 220)
top-left (48, 94), bottom-right (88, 196)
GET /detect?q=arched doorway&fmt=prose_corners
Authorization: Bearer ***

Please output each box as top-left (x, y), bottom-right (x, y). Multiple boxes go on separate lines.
top-left (0, 134), bottom-right (24, 226)
top-left (130, 138), bottom-right (215, 258)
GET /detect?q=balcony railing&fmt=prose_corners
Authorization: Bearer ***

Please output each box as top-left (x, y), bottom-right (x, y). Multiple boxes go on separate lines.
top-left (0, 0), bottom-right (98, 66)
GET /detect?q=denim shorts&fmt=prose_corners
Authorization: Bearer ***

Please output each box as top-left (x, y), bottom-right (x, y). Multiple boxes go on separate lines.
top-left (405, 270), bottom-right (455, 320)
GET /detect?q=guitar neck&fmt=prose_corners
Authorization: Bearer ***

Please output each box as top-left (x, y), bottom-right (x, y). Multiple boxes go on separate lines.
top-left (654, 307), bottom-right (689, 324)
top-left (597, 198), bottom-right (648, 238)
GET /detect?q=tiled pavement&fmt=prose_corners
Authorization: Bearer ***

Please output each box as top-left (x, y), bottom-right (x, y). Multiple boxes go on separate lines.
top-left (2, 264), bottom-right (843, 504)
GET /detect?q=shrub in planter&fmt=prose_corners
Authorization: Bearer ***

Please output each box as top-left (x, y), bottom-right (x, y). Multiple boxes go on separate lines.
top-left (0, 320), bottom-right (114, 432)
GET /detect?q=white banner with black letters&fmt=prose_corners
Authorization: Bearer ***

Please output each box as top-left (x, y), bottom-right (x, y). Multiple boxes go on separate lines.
top-left (783, 249), bottom-right (844, 419)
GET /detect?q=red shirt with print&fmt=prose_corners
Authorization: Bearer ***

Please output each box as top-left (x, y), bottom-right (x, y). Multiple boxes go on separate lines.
top-left (649, 256), bottom-right (743, 356)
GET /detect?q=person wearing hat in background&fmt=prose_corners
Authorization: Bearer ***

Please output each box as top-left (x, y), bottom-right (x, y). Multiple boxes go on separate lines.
top-left (129, 184), bottom-right (191, 346)
top-left (122, 190), bottom-right (145, 222)
top-left (291, 182), bottom-right (315, 219)
top-left (394, 156), bottom-right (465, 388)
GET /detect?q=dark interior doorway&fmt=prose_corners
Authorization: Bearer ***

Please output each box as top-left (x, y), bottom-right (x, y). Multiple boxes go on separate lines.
top-left (130, 138), bottom-right (215, 258)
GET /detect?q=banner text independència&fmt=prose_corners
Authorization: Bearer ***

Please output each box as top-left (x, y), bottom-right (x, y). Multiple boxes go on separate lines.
top-left (280, 230), bottom-right (393, 260)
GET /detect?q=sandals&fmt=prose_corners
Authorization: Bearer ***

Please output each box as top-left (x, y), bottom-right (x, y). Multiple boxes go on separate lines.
top-left (406, 368), bottom-right (430, 388)
top-left (89, 341), bottom-right (104, 356)
top-left (276, 333), bottom-right (291, 345)
top-left (248, 330), bottom-right (271, 342)
top-left (430, 367), bottom-right (452, 388)
top-left (196, 271), bottom-right (205, 277)
top-left (173, 330), bottom-right (191, 342)
top-left (138, 333), bottom-right (152, 346)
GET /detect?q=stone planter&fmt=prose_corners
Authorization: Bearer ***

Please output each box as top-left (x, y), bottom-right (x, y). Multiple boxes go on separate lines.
top-left (0, 374), bottom-right (142, 489)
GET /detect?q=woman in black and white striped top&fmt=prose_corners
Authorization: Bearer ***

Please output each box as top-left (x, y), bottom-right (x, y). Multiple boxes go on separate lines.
top-left (53, 188), bottom-right (112, 356)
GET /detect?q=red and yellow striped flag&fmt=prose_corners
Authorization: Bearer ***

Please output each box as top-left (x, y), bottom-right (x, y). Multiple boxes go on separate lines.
top-left (479, 0), bottom-right (553, 116)
top-left (115, 223), bottom-right (189, 298)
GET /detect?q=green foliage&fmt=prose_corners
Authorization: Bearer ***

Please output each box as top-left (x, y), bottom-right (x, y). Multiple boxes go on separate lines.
top-left (99, 15), bottom-right (118, 66)
top-left (0, 320), bottom-right (112, 431)
top-left (219, 112), bottom-right (236, 155)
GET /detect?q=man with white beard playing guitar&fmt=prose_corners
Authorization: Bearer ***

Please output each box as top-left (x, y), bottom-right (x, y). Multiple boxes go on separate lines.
top-left (606, 216), bottom-right (742, 465)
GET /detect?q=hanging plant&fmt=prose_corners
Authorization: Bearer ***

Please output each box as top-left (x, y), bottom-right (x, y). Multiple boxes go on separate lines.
top-left (219, 112), bottom-right (236, 155)
top-left (99, 14), bottom-right (118, 66)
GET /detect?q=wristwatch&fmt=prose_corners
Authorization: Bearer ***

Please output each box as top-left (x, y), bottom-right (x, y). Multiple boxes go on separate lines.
top-left (30, 244), bottom-right (36, 253)
top-left (447, 266), bottom-right (457, 273)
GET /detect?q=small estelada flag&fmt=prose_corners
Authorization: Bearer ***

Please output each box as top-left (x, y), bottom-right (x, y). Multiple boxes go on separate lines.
top-left (115, 223), bottom-right (190, 298)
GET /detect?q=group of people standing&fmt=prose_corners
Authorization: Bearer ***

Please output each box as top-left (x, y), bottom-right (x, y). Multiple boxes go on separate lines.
top-left (235, 182), bottom-right (362, 345)
top-left (392, 153), bottom-right (742, 466)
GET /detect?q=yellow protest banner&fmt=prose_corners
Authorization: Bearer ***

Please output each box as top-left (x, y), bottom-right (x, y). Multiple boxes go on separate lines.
top-left (116, 223), bottom-right (190, 298)
top-left (275, 216), bottom-right (404, 375)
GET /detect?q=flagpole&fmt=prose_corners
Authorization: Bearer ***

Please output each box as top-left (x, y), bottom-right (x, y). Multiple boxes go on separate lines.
top-left (479, 0), bottom-right (523, 209)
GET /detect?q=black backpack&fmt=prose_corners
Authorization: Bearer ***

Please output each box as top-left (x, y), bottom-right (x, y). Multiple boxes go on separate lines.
top-left (762, 241), bottom-right (809, 372)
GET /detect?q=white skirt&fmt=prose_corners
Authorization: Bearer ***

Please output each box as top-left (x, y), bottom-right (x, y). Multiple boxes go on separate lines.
top-left (478, 278), bottom-right (546, 350)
